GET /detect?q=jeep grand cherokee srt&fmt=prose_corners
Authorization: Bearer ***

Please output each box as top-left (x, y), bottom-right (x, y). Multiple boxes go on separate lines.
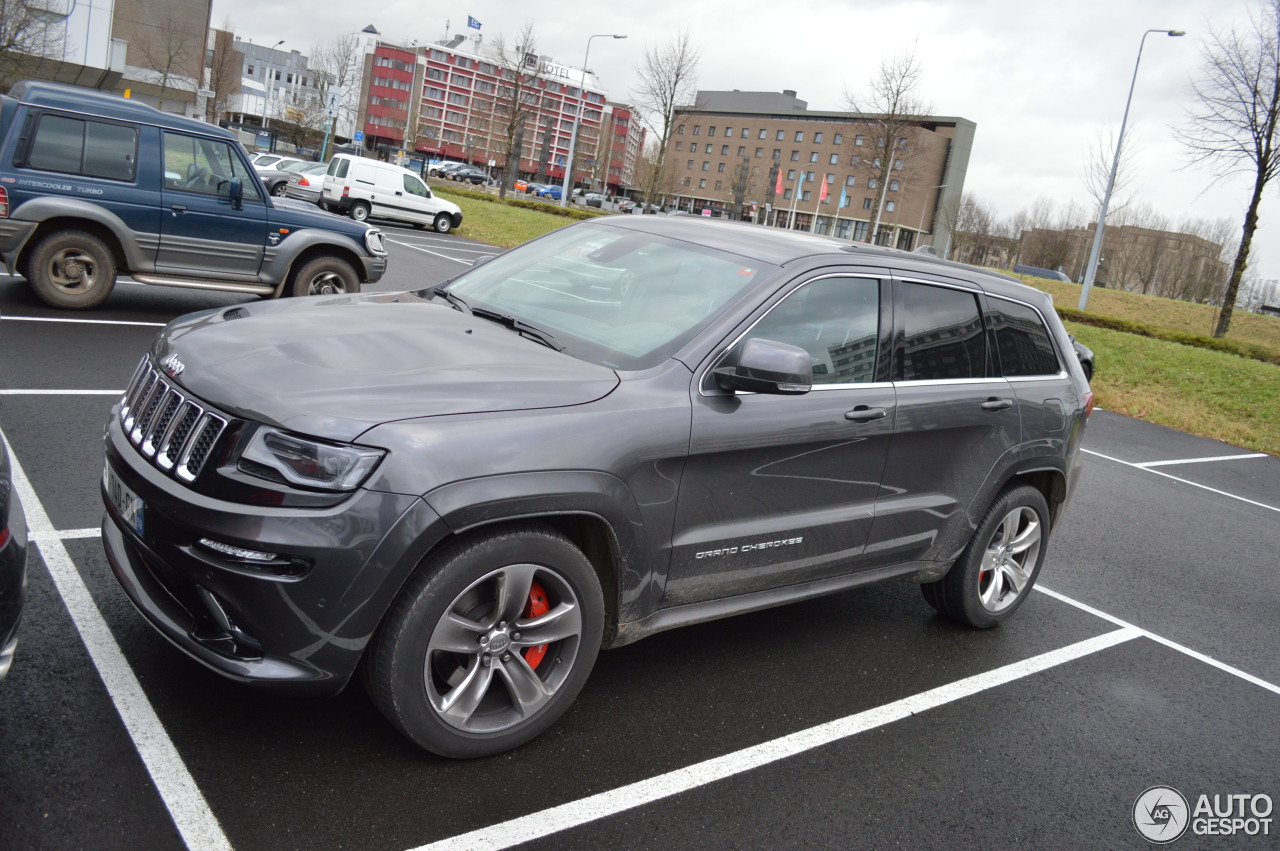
top-left (101, 217), bottom-right (1091, 757)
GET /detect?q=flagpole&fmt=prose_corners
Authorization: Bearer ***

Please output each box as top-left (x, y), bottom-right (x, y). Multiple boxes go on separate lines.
top-left (787, 172), bottom-right (803, 230)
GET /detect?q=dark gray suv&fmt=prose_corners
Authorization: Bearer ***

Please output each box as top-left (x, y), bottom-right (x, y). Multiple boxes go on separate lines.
top-left (101, 217), bottom-right (1092, 757)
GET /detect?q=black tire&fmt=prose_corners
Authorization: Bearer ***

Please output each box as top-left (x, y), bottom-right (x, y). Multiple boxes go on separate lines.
top-left (1081, 361), bottom-right (1093, 382)
top-left (350, 202), bottom-right (371, 223)
top-left (270, 182), bottom-right (288, 197)
top-left (289, 255), bottom-right (360, 297)
top-left (26, 229), bottom-right (117, 309)
top-left (365, 525), bottom-right (604, 758)
top-left (433, 213), bottom-right (453, 234)
top-left (921, 484), bottom-right (1050, 628)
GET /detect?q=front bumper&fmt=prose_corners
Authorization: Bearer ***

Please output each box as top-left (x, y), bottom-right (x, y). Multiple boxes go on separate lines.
top-left (360, 252), bottom-right (388, 284)
top-left (101, 414), bottom-right (447, 695)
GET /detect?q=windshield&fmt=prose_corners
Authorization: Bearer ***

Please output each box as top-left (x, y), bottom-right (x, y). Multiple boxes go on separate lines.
top-left (439, 224), bottom-right (774, 370)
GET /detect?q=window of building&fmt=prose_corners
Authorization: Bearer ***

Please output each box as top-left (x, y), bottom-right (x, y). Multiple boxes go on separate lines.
top-left (677, 125), bottom-right (685, 135)
top-left (724, 127), bottom-right (732, 137)
top-left (885, 201), bottom-right (896, 212)
top-left (790, 150), bottom-right (799, 161)
top-left (787, 169), bottom-right (796, 180)
top-left (845, 175), bottom-right (856, 187)
top-left (721, 144), bottom-right (729, 155)
top-left (699, 178), bottom-right (707, 188)
top-left (814, 132), bottom-right (823, 143)
top-left (806, 171), bottom-right (815, 182)
top-left (741, 128), bottom-right (749, 138)
top-left (286, 73), bottom-right (294, 84)
top-left (829, 153), bottom-right (839, 165)
top-left (783, 189), bottom-right (792, 199)
top-left (752, 166), bottom-right (759, 176)
top-left (717, 162), bottom-right (726, 173)
top-left (738, 146), bottom-right (746, 156)
top-left (689, 143), bottom-right (698, 153)
top-left (687, 159), bottom-right (694, 169)
top-left (863, 197), bottom-right (873, 210)
top-left (776, 129), bottom-right (785, 140)
top-left (676, 141), bottom-right (684, 151)
top-left (702, 161), bottom-right (710, 171)
top-left (898, 137), bottom-right (909, 148)
top-left (894, 159), bottom-right (904, 170)
top-left (773, 148), bottom-right (781, 159)
top-left (693, 125), bottom-right (700, 135)
top-left (901, 283), bottom-right (987, 381)
top-left (868, 178), bottom-right (879, 189)
top-left (755, 147), bottom-right (763, 158)
top-left (426, 68), bottom-right (446, 81)
top-left (834, 133), bottom-right (843, 144)
top-left (890, 180), bottom-right (900, 191)
top-left (708, 126), bottom-right (716, 136)
top-left (682, 177), bottom-right (691, 186)
top-left (715, 180), bottom-right (723, 190)
top-left (246, 64), bottom-right (255, 75)
top-left (809, 152), bottom-right (818, 163)
top-left (759, 128), bottom-right (767, 139)
top-left (425, 86), bottom-right (444, 100)
top-left (850, 155), bottom-right (861, 165)
top-left (826, 173), bottom-right (836, 185)
top-left (854, 135), bottom-right (864, 146)
top-left (794, 131), bottom-right (803, 142)
top-left (451, 74), bottom-right (471, 88)
top-left (801, 190), bottom-right (811, 201)
top-left (431, 49), bottom-right (447, 61)
top-left (448, 92), bottom-right (467, 105)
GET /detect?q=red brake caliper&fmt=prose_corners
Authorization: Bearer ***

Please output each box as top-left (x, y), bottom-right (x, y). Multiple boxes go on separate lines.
top-left (522, 581), bottom-right (550, 670)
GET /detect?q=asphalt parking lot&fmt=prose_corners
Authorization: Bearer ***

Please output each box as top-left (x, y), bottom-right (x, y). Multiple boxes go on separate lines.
top-left (1, 223), bottom-right (1277, 850)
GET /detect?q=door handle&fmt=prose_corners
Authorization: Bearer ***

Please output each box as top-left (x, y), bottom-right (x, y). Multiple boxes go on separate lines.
top-left (169, 204), bottom-right (187, 213)
top-left (395, 191), bottom-right (403, 196)
top-left (981, 398), bottom-right (1014, 411)
top-left (845, 406), bottom-right (888, 422)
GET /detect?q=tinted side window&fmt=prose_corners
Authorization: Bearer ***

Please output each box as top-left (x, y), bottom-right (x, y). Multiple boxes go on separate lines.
top-left (163, 132), bottom-right (262, 201)
top-left (27, 114), bottom-right (137, 180)
top-left (329, 157), bottom-right (349, 179)
top-left (989, 298), bottom-right (1061, 376)
top-left (737, 276), bottom-right (880, 385)
top-left (901, 282), bottom-right (987, 380)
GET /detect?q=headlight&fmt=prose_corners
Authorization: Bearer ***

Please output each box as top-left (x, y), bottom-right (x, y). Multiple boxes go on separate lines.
top-left (238, 426), bottom-right (384, 492)
top-left (364, 228), bottom-right (386, 255)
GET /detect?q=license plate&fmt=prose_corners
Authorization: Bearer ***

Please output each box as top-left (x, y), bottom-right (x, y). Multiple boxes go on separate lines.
top-left (104, 462), bottom-right (144, 536)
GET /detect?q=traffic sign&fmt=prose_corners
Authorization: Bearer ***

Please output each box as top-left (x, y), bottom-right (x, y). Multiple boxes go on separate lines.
top-left (353, 130), bottom-right (364, 142)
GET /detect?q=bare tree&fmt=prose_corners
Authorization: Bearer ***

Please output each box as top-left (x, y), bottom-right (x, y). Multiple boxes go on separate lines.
top-left (844, 49), bottom-right (932, 244)
top-left (633, 30), bottom-right (700, 212)
top-left (1179, 0), bottom-right (1280, 337)
top-left (1083, 125), bottom-right (1141, 219)
top-left (310, 33), bottom-right (366, 146)
top-left (488, 23), bottom-right (541, 199)
top-left (0, 0), bottom-right (68, 91)
top-left (134, 14), bottom-right (197, 113)
top-left (205, 26), bottom-right (242, 124)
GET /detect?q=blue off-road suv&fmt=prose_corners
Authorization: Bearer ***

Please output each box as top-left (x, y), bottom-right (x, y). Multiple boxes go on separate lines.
top-left (0, 81), bottom-right (387, 309)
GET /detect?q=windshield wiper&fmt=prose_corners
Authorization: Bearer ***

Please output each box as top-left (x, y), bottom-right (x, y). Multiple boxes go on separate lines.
top-left (470, 307), bottom-right (565, 352)
top-left (428, 285), bottom-right (472, 314)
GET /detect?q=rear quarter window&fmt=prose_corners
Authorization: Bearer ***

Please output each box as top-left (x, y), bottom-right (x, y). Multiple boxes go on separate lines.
top-left (900, 282), bottom-right (988, 381)
top-left (26, 114), bottom-right (137, 181)
top-left (988, 298), bottom-right (1062, 376)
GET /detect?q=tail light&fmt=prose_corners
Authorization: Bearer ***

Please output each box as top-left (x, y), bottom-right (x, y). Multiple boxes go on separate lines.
top-left (298, 176), bottom-right (311, 187)
top-left (1084, 391), bottom-right (1095, 419)
top-left (0, 525), bottom-right (9, 548)
top-left (0, 185), bottom-right (8, 218)
top-left (341, 185), bottom-right (350, 198)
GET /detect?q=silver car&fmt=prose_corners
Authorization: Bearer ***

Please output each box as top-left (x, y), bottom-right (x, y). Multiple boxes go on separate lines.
top-left (282, 162), bottom-right (330, 206)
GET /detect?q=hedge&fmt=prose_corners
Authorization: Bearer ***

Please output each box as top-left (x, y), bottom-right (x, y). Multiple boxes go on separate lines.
top-left (1055, 306), bottom-right (1280, 367)
top-left (432, 184), bottom-right (610, 220)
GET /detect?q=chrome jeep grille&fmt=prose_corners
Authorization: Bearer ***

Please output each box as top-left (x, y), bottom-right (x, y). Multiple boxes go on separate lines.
top-left (119, 356), bottom-right (229, 483)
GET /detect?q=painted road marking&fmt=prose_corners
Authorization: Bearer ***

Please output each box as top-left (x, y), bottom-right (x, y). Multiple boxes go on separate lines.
top-left (387, 239), bottom-right (476, 265)
top-left (1083, 448), bottom-right (1279, 513)
top-left (412, 628), bottom-right (1142, 851)
top-left (1, 316), bottom-right (166, 327)
top-left (30, 527), bottom-right (100, 541)
top-left (2, 427), bottom-right (233, 851)
top-left (1134, 453), bottom-right (1268, 468)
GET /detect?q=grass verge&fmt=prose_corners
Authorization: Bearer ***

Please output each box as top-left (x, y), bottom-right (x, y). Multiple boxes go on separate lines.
top-left (1068, 321), bottom-right (1280, 456)
top-left (432, 184), bottom-right (602, 249)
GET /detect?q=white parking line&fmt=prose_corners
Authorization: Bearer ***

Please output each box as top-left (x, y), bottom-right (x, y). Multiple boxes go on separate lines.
top-left (386, 239), bottom-right (475, 265)
top-left (0, 389), bottom-right (122, 395)
top-left (30, 527), bottom-right (100, 541)
top-left (1036, 585), bottom-right (1280, 696)
top-left (1135, 453), bottom-right (1268, 468)
top-left (1, 427), bottom-right (233, 851)
top-left (2, 315), bottom-right (166, 327)
top-left (411, 628), bottom-right (1142, 851)
top-left (386, 237), bottom-right (497, 255)
top-left (1083, 448), bottom-right (1279, 513)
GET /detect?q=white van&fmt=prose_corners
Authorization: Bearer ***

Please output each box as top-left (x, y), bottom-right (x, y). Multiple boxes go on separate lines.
top-left (321, 154), bottom-right (463, 233)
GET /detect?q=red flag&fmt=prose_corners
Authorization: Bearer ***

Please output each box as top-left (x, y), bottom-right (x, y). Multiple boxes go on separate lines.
top-left (819, 176), bottom-right (829, 202)
top-left (775, 167), bottom-right (783, 195)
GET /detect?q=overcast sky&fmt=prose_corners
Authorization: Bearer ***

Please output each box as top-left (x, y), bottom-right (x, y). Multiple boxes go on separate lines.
top-left (214, 0), bottom-right (1279, 280)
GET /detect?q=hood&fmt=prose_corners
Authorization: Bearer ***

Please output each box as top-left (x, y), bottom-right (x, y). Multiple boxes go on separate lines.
top-left (267, 196), bottom-right (371, 239)
top-left (152, 292), bottom-right (620, 442)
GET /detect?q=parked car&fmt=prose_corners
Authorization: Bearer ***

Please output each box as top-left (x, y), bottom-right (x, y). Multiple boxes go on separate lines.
top-left (282, 162), bottom-right (330, 205)
top-left (0, 81), bottom-right (387, 308)
top-left (0, 427), bottom-right (29, 683)
top-left (321, 154), bottom-right (463, 232)
top-left (101, 215), bottom-right (1092, 758)
top-left (1013, 264), bottom-right (1073, 283)
top-left (536, 184), bottom-right (563, 201)
top-left (427, 161), bottom-right (464, 178)
top-left (513, 180), bottom-right (529, 192)
top-left (581, 192), bottom-right (605, 208)
top-left (1071, 337), bottom-right (1095, 381)
top-left (450, 165), bottom-right (487, 185)
top-left (617, 199), bottom-right (636, 213)
top-left (258, 159), bottom-right (316, 197)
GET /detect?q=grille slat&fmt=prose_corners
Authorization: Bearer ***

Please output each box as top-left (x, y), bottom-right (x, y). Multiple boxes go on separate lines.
top-left (117, 356), bottom-right (229, 484)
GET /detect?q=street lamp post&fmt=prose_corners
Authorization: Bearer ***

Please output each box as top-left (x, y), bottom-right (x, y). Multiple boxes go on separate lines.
top-left (263, 40), bottom-right (285, 132)
top-left (1078, 28), bottom-right (1184, 310)
top-left (559, 34), bottom-right (626, 208)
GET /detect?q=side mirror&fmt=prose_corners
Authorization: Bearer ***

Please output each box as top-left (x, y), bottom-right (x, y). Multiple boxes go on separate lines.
top-left (228, 178), bottom-right (244, 210)
top-left (713, 337), bottom-right (813, 395)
